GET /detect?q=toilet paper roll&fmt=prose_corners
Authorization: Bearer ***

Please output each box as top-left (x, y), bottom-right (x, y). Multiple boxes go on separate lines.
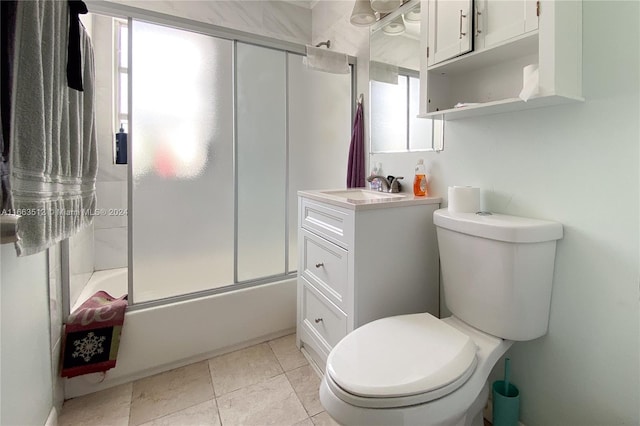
top-left (518, 64), bottom-right (539, 102)
top-left (448, 186), bottom-right (481, 213)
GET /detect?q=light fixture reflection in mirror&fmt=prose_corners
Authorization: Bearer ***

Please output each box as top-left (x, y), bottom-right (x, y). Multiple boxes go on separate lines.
top-left (369, 1), bottom-right (443, 153)
top-left (382, 17), bottom-right (406, 36)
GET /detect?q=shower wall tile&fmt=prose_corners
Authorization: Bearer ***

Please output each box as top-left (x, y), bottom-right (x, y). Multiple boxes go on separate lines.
top-left (95, 181), bottom-right (128, 229)
top-left (207, 1), bottom-right (263, 33)
top-left (111, 0), bottom-right (311, 45)
top-left (311, 0), bottom-right (351, 42)
top-left (264, 1), bottom-right (311, 44)
top-left (95, 227), bottom-right (128, 271)
top-left (69, 223), bottom-right (95, 308)
top-left (311, 0), bottom-right (368, 58)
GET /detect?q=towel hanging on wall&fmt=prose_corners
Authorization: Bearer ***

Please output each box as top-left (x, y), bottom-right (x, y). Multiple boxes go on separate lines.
top-left (1, 1), bottom-right (18, 213)
top-left (8, 0), bottom-right (97, 256)
top-left (303, 45), bottom-right (350, 74)
top-left (347, 96), bottom-right (365, 188)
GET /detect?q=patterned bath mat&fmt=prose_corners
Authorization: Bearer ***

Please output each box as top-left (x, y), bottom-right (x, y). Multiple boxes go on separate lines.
top-left (61, 291), bottom-right (127, 378)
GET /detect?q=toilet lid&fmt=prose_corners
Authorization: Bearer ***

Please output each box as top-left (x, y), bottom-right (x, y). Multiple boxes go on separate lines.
top-left (326, 313), bottom-right (477, 398)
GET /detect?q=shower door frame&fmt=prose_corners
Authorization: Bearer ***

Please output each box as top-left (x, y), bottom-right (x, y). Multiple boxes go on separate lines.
top-left (60, 1), bottom-right (357, 317)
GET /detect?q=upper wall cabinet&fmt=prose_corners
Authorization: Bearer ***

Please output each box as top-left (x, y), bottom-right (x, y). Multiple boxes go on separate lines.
top-left (419, 0), bottom-right (583, 120)
top-left (475, 0), bottom-right (539, 51)
top-left (427, 0), bottom-right (473, 66)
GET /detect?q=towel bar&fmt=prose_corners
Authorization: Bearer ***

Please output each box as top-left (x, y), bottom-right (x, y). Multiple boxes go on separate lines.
top-left (0, 214), bottom-right (20, 244)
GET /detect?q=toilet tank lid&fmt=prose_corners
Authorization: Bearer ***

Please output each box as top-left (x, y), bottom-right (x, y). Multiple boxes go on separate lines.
top-left (434, 209), bottom-right (563, 243)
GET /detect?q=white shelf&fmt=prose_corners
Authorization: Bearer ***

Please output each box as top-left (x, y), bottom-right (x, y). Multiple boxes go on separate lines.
top-left (417, 94), bottom-right (584, 120)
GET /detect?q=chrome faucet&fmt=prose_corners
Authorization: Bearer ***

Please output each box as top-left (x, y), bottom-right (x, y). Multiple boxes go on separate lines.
top-left (366, 175), bottom-right (404, 193)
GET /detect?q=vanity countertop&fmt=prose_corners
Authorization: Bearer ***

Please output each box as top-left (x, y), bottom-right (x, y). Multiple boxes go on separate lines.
top-left (298, 188), bottom-right (442, 211)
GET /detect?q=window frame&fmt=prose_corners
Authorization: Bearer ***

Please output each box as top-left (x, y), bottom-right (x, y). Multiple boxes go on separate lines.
top-left (114, 18), bottom-right (129, 134)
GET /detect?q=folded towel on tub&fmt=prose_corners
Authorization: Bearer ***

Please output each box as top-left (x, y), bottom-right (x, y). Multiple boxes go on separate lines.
top-left (62, 291), bottom-right (127, 378)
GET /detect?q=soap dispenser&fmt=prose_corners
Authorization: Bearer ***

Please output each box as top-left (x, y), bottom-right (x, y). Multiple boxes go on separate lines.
top-left (115, 124), bottom-right (128, 165)
top-left (413, 159), bottom-right (427, 196)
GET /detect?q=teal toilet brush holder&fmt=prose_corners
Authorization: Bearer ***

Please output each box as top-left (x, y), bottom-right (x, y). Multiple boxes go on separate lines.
top-left (492, 358), bottom-right (520, 426)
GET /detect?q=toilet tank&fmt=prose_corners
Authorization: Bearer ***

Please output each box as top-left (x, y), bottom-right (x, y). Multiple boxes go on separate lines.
top-left (433, 209), bottom-right (563, 341)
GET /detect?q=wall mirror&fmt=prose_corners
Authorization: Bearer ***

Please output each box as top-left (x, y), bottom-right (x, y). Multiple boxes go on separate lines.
top-left (369, 0), bottom-right (443, 153)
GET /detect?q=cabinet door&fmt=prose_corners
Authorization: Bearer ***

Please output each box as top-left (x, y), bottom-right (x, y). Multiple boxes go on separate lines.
top-left (427, 0), bottom-right (473, 66)
top-left (478, 0), bottom-right (539, 49)
top-left (524, 0), bottom-right (539, 33)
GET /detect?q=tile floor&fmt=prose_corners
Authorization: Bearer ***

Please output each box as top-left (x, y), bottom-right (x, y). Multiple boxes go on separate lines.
top-left (58, 334), bottom-right (339, 426)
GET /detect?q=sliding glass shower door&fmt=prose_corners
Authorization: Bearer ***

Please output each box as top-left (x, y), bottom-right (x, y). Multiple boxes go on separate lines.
top-left (130, 22), bottom-right (299, 303)
top-left (130, 21), bottom-right (234, 303)
top-left (236, 43), bottom-right (287, 282)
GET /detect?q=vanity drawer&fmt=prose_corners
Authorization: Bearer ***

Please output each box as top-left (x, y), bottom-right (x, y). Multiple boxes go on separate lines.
top-left (300, 198), bottom-right (353, 249)
top-left (300, 229), bottom-right (348, 310)
top-left (301, 278), bottom-right (347, 349)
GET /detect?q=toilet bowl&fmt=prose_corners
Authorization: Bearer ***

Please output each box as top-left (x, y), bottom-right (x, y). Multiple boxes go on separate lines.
top-left (319, 209), bottom-right (563, 425)
top-left (319, 314), bottom-right (512, 426)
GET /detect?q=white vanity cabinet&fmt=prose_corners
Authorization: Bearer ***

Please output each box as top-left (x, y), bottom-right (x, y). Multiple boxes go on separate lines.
top-left (296, 190), bottom-right (441, 372)
top-left (420, 0), bottom-right (582, 120)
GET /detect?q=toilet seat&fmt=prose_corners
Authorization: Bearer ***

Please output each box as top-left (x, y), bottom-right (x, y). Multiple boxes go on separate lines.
top-left (326, 313), bottom-right (478, 408)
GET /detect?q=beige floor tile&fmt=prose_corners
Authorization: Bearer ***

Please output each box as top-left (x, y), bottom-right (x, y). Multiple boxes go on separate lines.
top-left (292, 418), bottom-right (315, 426)
top-left (129, 361), bottom-right (214, 426)
top-left (208, 342), bottom-right (283, 396)
top-left (139, 399), bottom-right (220, 426)
top-left (58, 383), bottom-right (132, 426)
top-left (286, 365), bottom-right (323, 417)
top-left (217, 374), bottom-right (308, 426)
top-left (311, 411), bottom-right (340, 426)
top-left (268, 334), bottom-right (308, 372)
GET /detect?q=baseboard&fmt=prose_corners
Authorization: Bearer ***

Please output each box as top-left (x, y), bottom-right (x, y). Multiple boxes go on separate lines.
top-left (44, 406), bottom-right (57, 426)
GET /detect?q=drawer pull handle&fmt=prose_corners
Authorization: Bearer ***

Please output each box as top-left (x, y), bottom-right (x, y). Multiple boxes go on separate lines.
top-left (315, 262), bottom-right (324, 268)
top-left (314, 318), bottom-right (323, 323)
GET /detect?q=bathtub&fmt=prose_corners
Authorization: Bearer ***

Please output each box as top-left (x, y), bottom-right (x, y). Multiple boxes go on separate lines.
top-left (65, 269), bottom-right (296, 398)
top-left (71, 268), bottom-right (129, 312)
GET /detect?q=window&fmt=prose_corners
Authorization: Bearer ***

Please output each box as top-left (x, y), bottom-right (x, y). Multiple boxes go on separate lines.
top-left (114, 19), bottom-right (128, 133)
top-left (370, 73), bottom-right (432, 153)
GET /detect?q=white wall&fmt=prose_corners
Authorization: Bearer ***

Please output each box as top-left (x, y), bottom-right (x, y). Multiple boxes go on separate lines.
top-left (0, 245), bottom-right (53, 425)
top-left (367, 1), bottom-right (639, 424)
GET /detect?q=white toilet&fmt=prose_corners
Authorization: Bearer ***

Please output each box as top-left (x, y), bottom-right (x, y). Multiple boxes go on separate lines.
top-left (319, 208), bottom-right (563, 426)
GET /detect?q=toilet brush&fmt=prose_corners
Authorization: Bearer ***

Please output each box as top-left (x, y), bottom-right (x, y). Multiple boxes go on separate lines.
top-left (504, 358), bottom-right (511, 396)
top-left (492, 357), bottom-right (520, 426)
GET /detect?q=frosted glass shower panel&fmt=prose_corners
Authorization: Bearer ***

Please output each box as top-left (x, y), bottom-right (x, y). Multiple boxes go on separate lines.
top-left (131, 21), bottom-right (234, 303)
top-left (236, 43), bottom-right (287, 281)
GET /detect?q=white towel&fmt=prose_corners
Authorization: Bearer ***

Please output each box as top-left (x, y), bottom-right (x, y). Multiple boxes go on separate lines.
top-left (9, 1), bottom-right (97, 256)
top-left (303, 45), bottom-right (350, 74)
